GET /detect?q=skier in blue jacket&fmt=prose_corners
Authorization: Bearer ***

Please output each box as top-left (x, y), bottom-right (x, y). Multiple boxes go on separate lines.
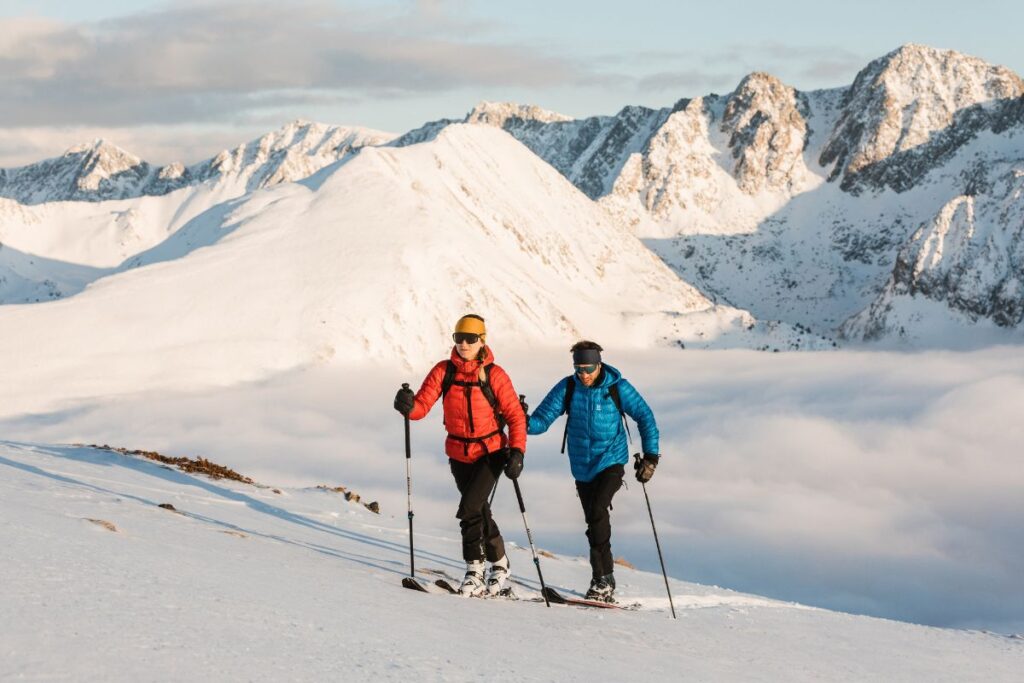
top-left (527, 340), bottom-right (660, 602)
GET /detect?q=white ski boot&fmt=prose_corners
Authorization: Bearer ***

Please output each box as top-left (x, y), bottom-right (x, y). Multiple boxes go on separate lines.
top-left (486, 556), bottom-right (510, 596)
top-left (458, 561), bottom-right (486, 597)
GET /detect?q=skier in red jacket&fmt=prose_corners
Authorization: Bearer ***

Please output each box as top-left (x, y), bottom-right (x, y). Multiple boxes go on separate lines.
top-left (393, 314), bottom-right (527, 596)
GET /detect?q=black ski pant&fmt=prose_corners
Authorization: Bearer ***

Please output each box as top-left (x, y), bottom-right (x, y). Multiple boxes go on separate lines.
top-left (575, 463), bottom-right (625, 579)
top-left (449, 450), bottom-right (507, 564)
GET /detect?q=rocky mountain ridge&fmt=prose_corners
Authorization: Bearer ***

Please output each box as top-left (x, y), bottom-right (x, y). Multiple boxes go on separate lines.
top-left (0, 120), bottom-right (394, 205)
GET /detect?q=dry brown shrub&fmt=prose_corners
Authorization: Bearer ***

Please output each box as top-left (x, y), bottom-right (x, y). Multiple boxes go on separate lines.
top-left (85, 518), bottom-right (117, 532)
top-left (90, 444), bottom-right (254, 483)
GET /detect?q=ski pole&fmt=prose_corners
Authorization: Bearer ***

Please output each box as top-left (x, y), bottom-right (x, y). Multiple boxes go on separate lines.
top-left (511, 478), bottom-right (550, 607)
top-left (402, 383), bottom-right (416, 578)
top-left (634, 453), bottom-right (676, 619)
top-left (489, 474), bottom-right (500, 507)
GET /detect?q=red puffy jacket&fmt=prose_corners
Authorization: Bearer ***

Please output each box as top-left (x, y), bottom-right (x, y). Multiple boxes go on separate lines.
top-left (408, 346), bottom-right (527, 463)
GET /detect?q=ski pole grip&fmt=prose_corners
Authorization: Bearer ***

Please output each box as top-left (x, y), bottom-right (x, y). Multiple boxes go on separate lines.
top-left (402, 383), bottom-right (410, 390)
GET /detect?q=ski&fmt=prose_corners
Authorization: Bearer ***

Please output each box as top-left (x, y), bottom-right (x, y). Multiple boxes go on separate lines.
top-left (421, 577), bottom-right (638, 610)
top-left (402, 577), bottom-right (429, 592)
top-left (435, 578), bottom-right (521, 600)
top-left (541, 586), bottom-right (640, 610)
top-left (435, 578), bottom-right (539, 602)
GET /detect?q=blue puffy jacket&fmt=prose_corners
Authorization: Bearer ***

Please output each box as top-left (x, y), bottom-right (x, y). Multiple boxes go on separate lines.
top-left (528, 364), bottom-right (659, 482)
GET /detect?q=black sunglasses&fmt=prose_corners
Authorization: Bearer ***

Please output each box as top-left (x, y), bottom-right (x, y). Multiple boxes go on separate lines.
top-left (574, 364), bottom-right (599, 375)
top-left (453, 332), bottom-right (481, 344)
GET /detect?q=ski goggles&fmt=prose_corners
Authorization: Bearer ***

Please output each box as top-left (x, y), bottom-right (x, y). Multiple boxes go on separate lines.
top-left (453, 332), bottom-right (481, 344)
top-left (574, 364), bottom-right (599, 375)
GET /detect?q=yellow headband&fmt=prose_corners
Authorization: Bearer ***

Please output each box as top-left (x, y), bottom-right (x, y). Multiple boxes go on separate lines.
top-left (454, 315), bottom-right (486, 339)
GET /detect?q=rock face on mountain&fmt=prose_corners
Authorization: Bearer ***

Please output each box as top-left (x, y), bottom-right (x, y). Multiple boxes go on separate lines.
top-left (722, 72), bottom-right (811, 195)
top-left (820, 44), bottom-right (1024, 194)
top-left (0, 121), bottom-right (394, 204)
top-left (841, 163), bottom-right (1024, 340)
top-left (0, 141), bottom-right (152, 204)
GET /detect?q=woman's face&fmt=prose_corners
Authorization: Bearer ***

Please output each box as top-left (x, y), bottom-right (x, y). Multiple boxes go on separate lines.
top-left (454, 334), bottom-right (484, 360)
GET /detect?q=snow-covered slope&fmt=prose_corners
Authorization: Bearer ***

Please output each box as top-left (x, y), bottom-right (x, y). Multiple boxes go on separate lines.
top-left (0, 124), bottom-right (803, 415)
top-left (0, 121), bottom-right (395, 304)
top-left (3, 440), bottom-right (1021, 681)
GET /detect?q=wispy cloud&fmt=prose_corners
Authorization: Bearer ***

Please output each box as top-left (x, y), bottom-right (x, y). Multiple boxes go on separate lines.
top-left (0, 1), bottom-right (592, 128)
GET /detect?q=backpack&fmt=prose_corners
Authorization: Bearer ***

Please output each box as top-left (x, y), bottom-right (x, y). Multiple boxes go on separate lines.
top-left (560, 377), bottom-right (631, 454)
top-left (441, 360), bottom-right (507, 457)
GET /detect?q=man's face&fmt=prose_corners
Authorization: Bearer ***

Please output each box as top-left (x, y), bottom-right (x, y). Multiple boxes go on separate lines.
top-left (574, 362), bottom-right (601, 387)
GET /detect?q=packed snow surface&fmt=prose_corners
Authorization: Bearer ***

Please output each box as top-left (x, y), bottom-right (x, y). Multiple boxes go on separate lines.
top-left (2, 439), bottom-right (1021, 681)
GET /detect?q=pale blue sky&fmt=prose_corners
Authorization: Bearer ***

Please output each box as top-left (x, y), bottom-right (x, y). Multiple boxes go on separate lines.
top-left (2, 0), bottom-right (1022, 164)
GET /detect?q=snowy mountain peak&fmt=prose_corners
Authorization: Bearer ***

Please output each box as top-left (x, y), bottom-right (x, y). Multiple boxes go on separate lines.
top-left (722, 72), bottom-right (810, 194)
top-left (821, 44), bottom-right (1024, 192)
top-left (66, 138), bottom-right (135, 158)
top-left (0, 138), bottom-right (152, 204)
top-left (233, 120), bottom-right (394, 188)
top-left (63, 139), bottom-right (146, 193)
top-left (466, 101), bottom-right (573, 126)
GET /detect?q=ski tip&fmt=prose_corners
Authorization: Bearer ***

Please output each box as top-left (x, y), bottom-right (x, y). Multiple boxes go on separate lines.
top-left (541, 586), bottom-right (636, 609)
top-left (402, 577), bottom-right (429, 592)
top-left (541, 586), bottom-right (568, 604)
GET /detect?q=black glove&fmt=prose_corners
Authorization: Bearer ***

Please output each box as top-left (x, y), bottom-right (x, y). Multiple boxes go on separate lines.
top-left (504, 448), bottom-right (524, 480)
top-left (393, 386), bottom-right (414, 416)
top-left (634, 453), bottom-right (659, 483)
